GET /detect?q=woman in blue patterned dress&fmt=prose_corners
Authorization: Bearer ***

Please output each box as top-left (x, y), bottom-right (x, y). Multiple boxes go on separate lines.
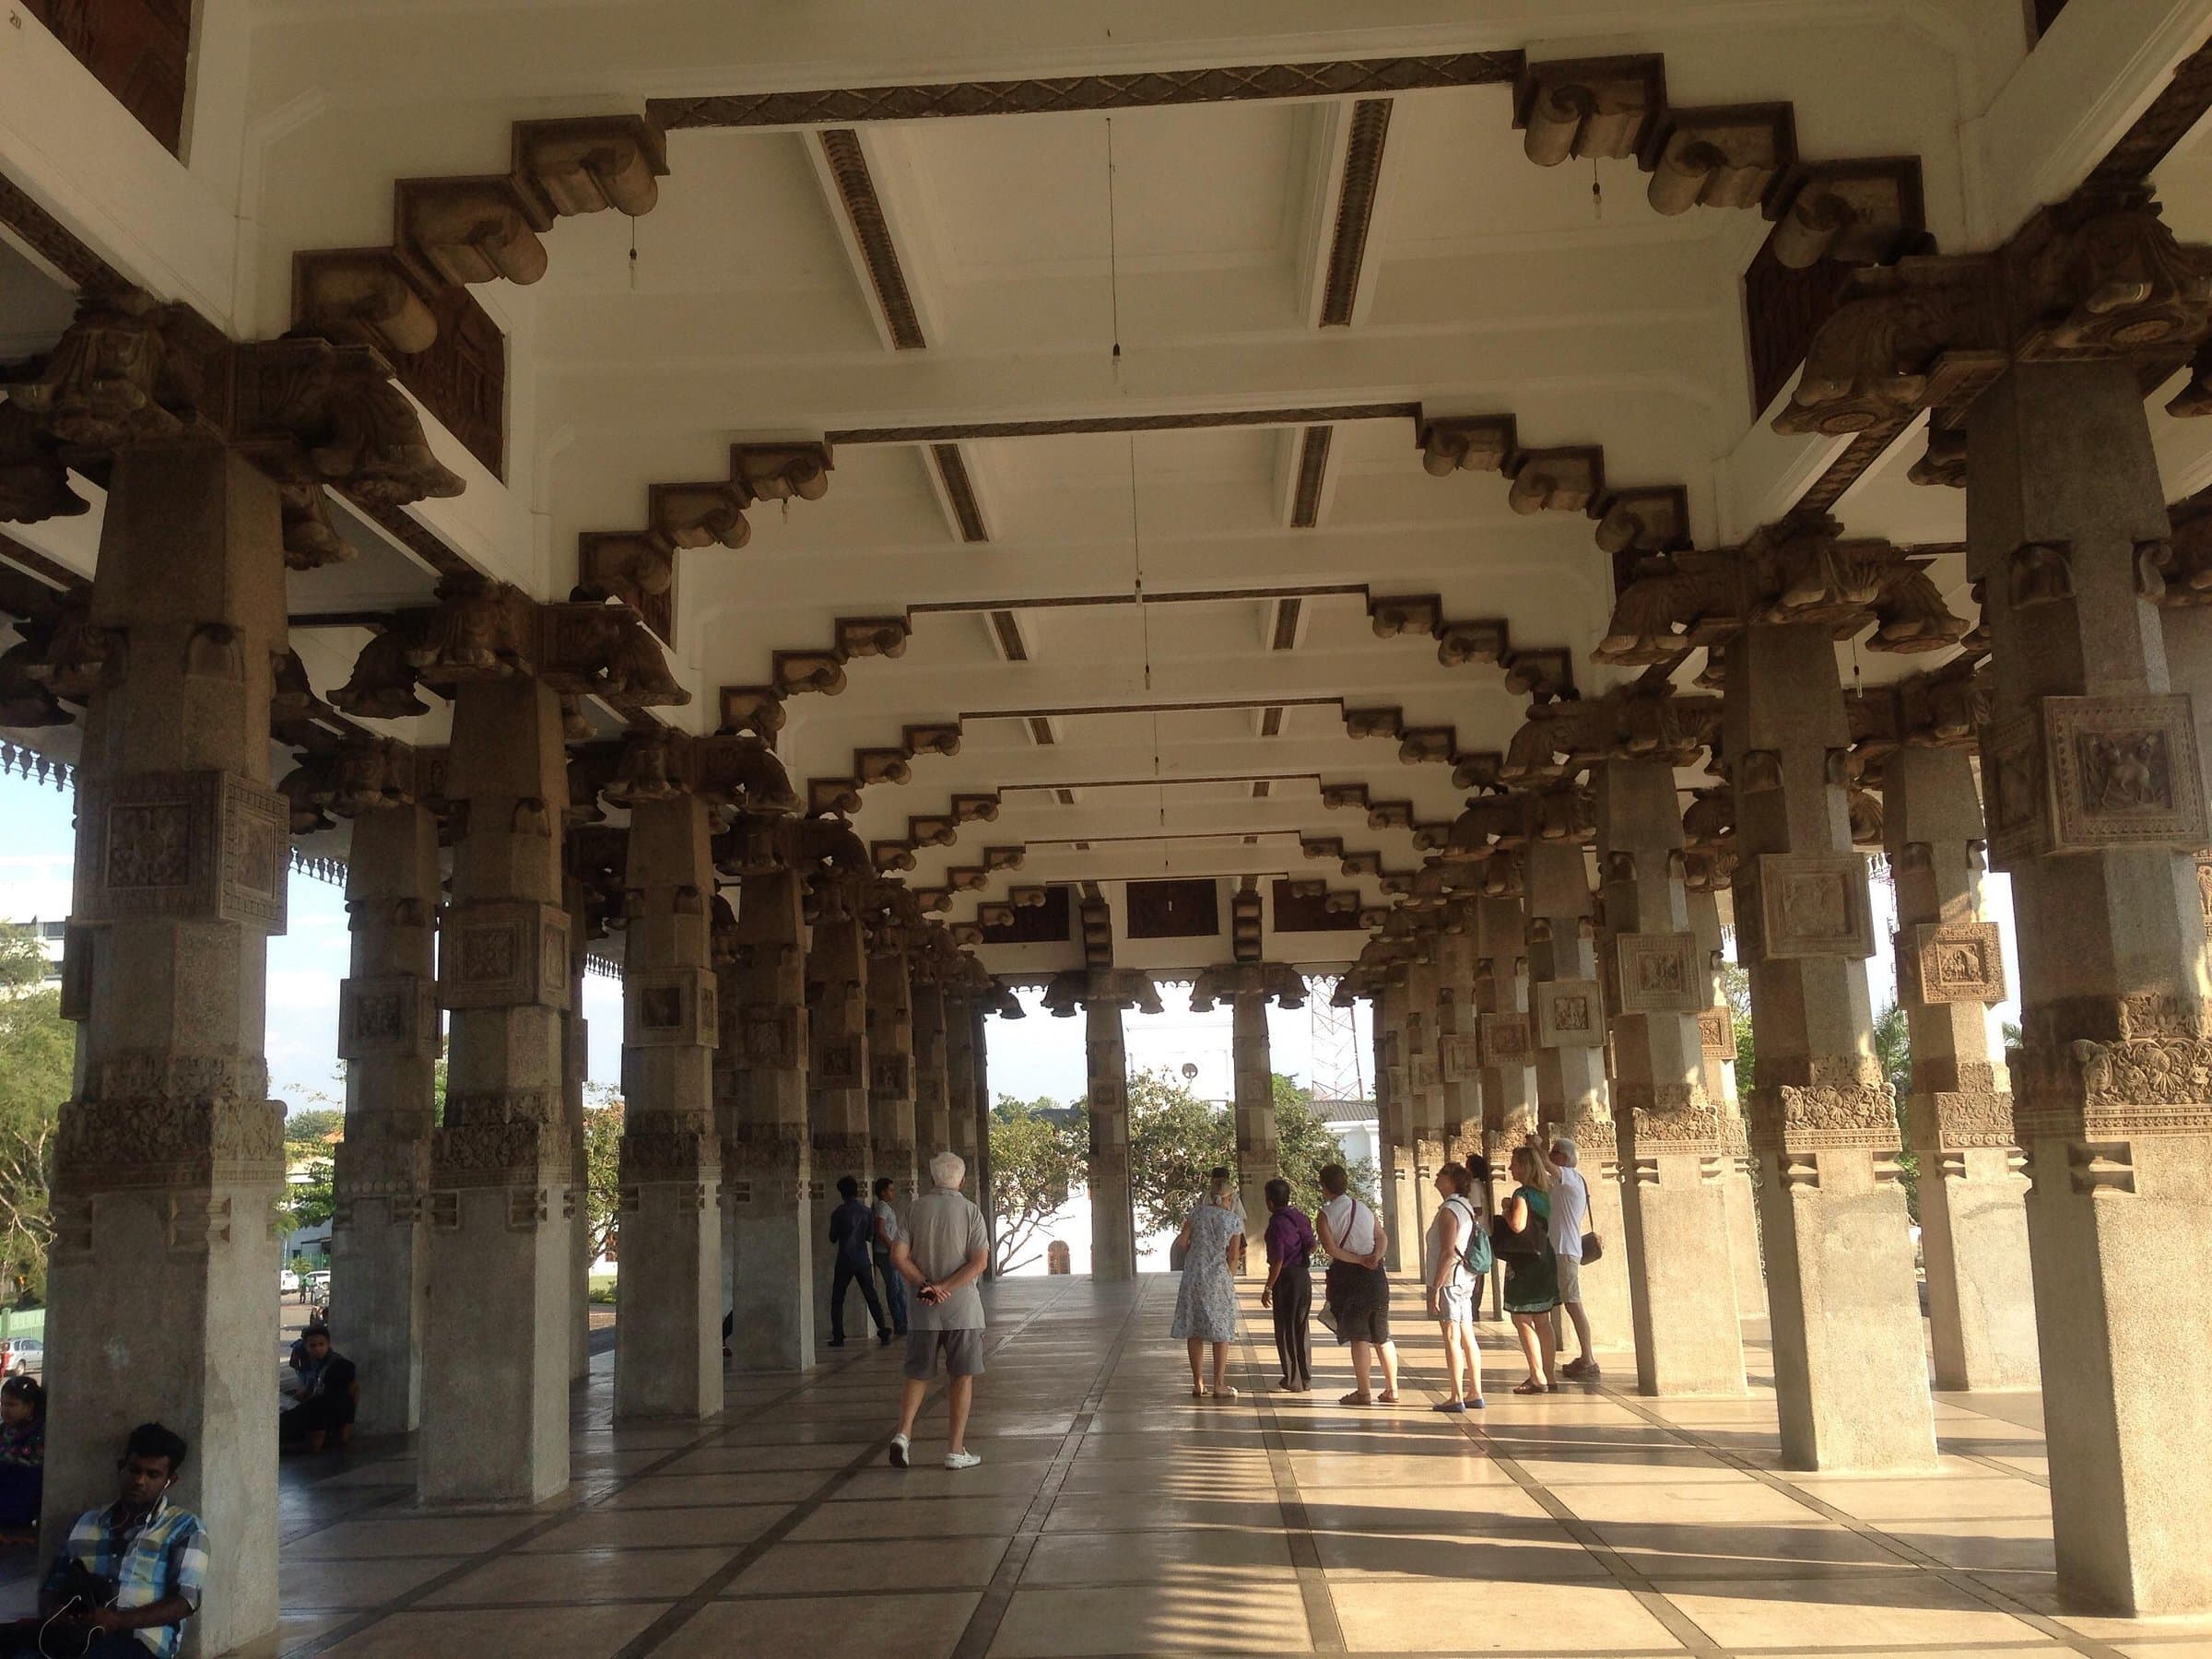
top-left (1171, 1172), bottom-right (1246, 1399)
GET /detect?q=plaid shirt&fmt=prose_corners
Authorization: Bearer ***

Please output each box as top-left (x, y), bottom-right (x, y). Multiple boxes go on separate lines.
top-left (42, 1495), bottom-right (207, 1658)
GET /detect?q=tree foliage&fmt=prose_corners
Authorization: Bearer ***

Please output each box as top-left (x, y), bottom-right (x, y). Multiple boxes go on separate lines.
top-left (1127, 1068), bottom-right (1373, 1237)
top-left (1872, 1001), bottom-right (1919, 1221)
top-left (988, 1096), bottom-right (1086, 1273)
top-left (0, 924), bottom-right (67, 1304)
top-left (582, 1084), bottom-right (623, 1263)
top-left (1720, 959), bottom-right (1754, 1095)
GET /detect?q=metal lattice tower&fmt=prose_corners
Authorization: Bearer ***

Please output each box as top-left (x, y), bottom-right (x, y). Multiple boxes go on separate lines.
top-left (1306, 976), bottom-right (1367, 1103)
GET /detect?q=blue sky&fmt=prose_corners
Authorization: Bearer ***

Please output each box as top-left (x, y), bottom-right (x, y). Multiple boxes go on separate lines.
top-left (2, 771), bottom-right (2014, 1114)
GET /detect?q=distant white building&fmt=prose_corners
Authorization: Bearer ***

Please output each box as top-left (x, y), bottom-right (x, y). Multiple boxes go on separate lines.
top-left (2, 917), bottom-right (65, 983)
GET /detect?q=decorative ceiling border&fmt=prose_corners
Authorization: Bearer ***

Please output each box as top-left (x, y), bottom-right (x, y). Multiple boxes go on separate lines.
top-left (649, 54), bottom-right (1521, 130)
top-left (1319, 100), bottom-right (1393, 327)
top-left (818, 129), bottom-right (926, 350)
top-left (827, 402), bottom-right (1418, 445)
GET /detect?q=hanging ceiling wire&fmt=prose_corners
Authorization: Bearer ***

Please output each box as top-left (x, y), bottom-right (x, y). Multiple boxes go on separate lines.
top-left (1102, 117), bottom-right (1166, 860)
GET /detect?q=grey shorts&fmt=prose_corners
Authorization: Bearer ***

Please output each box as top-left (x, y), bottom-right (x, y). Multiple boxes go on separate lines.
top-left (1556, 1255), bottom-right (1583, 1304)
top-left (903, 1328), bottom-right (986, 1380)
top-left (1438, 1279), bottom-right (1477, 1324)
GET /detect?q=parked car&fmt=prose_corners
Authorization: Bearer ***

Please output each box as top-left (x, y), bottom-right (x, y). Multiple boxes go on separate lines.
top-left (279, 1267), bottom-right (301, 1296)
top-left (0, 1338), bottom-right (43, 1377)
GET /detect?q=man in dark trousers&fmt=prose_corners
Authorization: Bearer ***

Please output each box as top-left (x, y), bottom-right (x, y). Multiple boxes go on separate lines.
top-left (828, 1175), bottom-right (891, 1347)
top-left (279, 1322), bottom-right (359, 1453)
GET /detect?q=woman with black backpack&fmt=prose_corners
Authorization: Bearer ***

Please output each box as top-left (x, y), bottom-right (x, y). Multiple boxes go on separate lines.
top-left (1424, 1163), bottom-right (1488, 1413)
top-left (1498, 1144), bottom-right (1562, 1394)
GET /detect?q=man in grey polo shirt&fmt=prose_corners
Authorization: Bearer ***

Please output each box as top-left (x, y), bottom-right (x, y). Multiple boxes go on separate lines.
top-left (888, 1148), bottom-right (992, 1472)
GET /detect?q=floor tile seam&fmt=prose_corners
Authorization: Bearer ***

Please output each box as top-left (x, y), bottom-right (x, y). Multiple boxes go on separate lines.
top-left (1590, 1385), bottom-right (2127, 1659)
top-left (1382, 1344), bottom-right (1724, 1659)
top-left (947, 1280), bottom-right (1156, 1659)
top-left (1235, 1297), bottom-right (1347, 1653)
top-left (1949, 1449), bottom-right (2053, 1488)
top-left (608, 1277), bottom-right (1099, 1659)
top-left (274, 1331), bottom-right (903, 1655)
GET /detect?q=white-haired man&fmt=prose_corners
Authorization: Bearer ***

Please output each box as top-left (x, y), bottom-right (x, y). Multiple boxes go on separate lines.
top-left (1547, 1136), bottom-right (1599, 1380)
top-left (888, 1148), bottom-right (992, 1471)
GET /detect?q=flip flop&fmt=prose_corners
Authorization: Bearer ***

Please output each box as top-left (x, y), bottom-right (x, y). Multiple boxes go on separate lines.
top-left (1513, 1380), bottom-right (1547, 1395)
top-left (1338, 1390), bottom-right (1373, 1406)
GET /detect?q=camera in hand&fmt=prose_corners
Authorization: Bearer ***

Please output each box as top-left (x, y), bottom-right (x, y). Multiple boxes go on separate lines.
top-left (53, 1561), bottom-right (118, 1613)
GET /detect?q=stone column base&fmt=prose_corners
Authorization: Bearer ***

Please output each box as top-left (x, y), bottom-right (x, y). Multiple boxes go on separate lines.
top-left (421, 1182), bottom-right (573, 1506)
top-left (724, 1156), bottom-right (815, 1372)
top-left (1575, 1160), bottom-right (1637, 1357)
top-left (1618, 1147), bottom-right (1747, 1394)
top-left (1754, 1141), bottom-right (1936, 1471)
top-left (1722, 1154), bottom-right (1766, 1317)
top-left (1918, 1142), bottom-right (2038, 1391)
top-left (2023, 1127), bottom-right (2212, 1612)
top-left (615, 1180), bottom-right (724, 1421)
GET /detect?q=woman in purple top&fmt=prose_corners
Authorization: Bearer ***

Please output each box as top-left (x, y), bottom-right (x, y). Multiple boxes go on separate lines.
top-left (1258, 1178), bottom-right (1318, 1393)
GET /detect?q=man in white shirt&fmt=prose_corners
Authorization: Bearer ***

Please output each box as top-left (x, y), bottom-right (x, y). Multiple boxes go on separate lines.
top-left (1548, 1137), bottom-right (1599, 1380)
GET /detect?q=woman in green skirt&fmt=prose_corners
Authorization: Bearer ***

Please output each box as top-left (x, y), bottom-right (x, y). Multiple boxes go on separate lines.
top-left (1502, 1144), bottom-right (1560, 1394)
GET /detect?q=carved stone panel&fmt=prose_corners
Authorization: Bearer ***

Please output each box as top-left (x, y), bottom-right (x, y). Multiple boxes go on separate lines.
top-left (2048, 694), bottom-right (2208, 851)
top-left (1698, 1007), bottom-right (1736, 1056)
top-left (438, 900), bottom-right (571, 1012)
top-left (1479, 1012), bottom-right (1535, 1067)
top-left (1409, 1054), bottom-right (1439, 1091)
top-left (623, 966), bottom-right (718, 1048)
top-left (1752, 854), bottom-right (1876, 960)
top-left (337, 972), bottom-right (437, 1060)
top-left (2198, 855), bottom-right (2212, 938)
top-left (1987, 695), bottom-right (2210, 866)
top-left (1900, 921), bottom-right (2006, 1006)
top-left (74, 771), bottom-right (288, 933)
top-left (1615, 932), bottom-right (1703, 1012)
top-left (817, 1041), bottom-right (862, 1089)
top-left (1439, 1032), bottom-right (1479, 1082)
top-left (870, 1053), bottom-right (911, 1096)
top-left (739, 1002), bottom-right (803, 1069)
top-left (1535, 978), bottom-right (1606, 1047)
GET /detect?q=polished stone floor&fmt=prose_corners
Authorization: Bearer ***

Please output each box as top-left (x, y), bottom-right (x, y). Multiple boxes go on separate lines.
top-left (15, 1272), bottom-right (2211, 1657)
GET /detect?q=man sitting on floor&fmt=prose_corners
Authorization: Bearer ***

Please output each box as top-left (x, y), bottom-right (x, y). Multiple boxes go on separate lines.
top-left (278, 1323), bottom-right (358, 1453)
top-left (0, 1421), bottom-right (207, 1658)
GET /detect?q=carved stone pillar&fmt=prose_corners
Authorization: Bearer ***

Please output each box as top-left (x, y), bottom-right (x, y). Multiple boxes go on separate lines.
top-left (1403, 953), bottom-right (1446, 1260)
top-left (1435, 920), bottom-right (1485, 1169)
top-left (1476, 888), bottom-right (1539, 1226)
top-left (806, 882), bottom-right (870, 1323)
top-left (421, 676), bottom-right (576, 1506)
top-left (1971, 357), bottom-right (2212, 1611)
top-left (944, 992), bottom-right (978, 1194)
top-left (44, 445), bottom-right (288, 1653)
top-left (559, 870), bottom-right (594, 1384)
top-left (1525, 837), bottom-right (1634, 1359)
top-left (1218, 991), bottom-right (1271, 1272)
top-left (608, 792), bottom-right (722, 1420)
top-left (865, 945), bottom-right (918, 1197)
top-left (1688, 881), bottom-right (1765, 1315)
top-left (1725, 624), bottom-right (1935, 1469)
top-left (1883, 746), bottom-right (2038, 1390)
top-left (719, 820), bottom-right (814, 1372)
top-left (912, 975), bottom-right (952, 1167)
top-left (1595, 760), bottom-right (1747, 1394)
top-left (971, 996), bottom-right (998, 1269)
top-left (331, 797), bottom-right (437, 1434)
top-left (1373, 977), bottom-right (1419, 1275)
top-left (1085, 998), bottom-right (1137, 1280)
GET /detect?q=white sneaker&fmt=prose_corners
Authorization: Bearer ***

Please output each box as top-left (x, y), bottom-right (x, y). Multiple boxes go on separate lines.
top-left (888, 1433), bottom-right (910, 1469)
top-left (944, 1449), bottom-right (982, 1471)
